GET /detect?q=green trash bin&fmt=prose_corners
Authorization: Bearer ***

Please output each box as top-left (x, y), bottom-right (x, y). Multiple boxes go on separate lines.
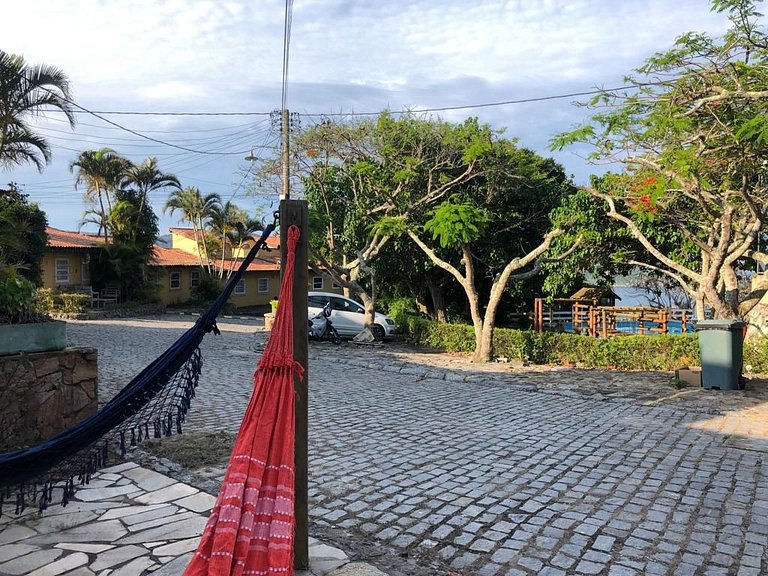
top-left (696, 320), bottom-right (746, 390)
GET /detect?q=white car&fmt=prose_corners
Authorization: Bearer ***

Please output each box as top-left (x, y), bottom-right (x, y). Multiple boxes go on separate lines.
top-left (307, 292), bottom-right (396, 341)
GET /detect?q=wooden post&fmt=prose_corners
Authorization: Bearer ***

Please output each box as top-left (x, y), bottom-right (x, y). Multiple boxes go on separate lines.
top-left (534, 299), bottom-right (542, 333)
top-left (601, 309), bottom-right (607, 339)
top-left (280, 200), bottom-right (309, 570)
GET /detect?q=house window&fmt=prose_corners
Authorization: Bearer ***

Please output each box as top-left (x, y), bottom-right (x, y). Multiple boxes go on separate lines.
top-left (258, 278), bottom-right (269, 293)
top-left (312, 276), bottom-right (323, 290)
top-left (190, 270), bottom-right (201, 289)
top-left (332, 280), bottom-right (341, 289)
top-left (81, 255), bottom-right (90, 284)
top-left (169, 271), bottom-right (181, 290)
top-left (55, 258), bottom-right (70, 284)
top-left (235, 279), bottom-right (246, 294)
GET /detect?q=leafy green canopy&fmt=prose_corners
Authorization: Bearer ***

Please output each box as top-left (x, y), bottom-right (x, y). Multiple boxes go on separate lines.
top-left (552, 0), bottom-right (768, 318)
top-left (0, 183), bottom-right (47, 284)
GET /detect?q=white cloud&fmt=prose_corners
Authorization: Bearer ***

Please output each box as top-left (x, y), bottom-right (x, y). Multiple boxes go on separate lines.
top-left (1, 0), bottom-right (733, 230)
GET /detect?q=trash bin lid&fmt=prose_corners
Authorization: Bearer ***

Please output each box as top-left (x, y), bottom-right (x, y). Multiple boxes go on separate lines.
top-left (695, 319), bottom-right (746, 331)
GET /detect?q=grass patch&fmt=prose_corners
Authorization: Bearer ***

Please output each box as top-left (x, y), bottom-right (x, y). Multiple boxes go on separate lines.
top-left (670, 378), bottom-right (692, 390)
top-left (142, 430), bottom-right (235, 469)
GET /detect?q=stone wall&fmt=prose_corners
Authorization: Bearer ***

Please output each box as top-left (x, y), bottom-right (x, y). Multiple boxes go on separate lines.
top-left (0, 347), bottom-right (98, 451)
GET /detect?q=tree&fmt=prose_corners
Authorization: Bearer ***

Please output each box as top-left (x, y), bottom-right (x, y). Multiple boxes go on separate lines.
top-left (0, 51), bottom-right (75, 171)
top-left (226, 216), bottom-right (264, 277)
top-left (553, 0), bottom-right (768, 330)
top-left (209, 199), bottom-right (250, 278)
top-left (93, 187), bottom-right (159, 301)
top-left (70, 148), bottom-right (131, 238)
top-left (121, 157), bottom-right (180, 227)
top-left (378, 142), bottom-right (577, 362)
top-left (0, 183), bottom-right (47, 284)
top-left (163, 187), bottom-right (219, 273)
top-left (295, 113), bottom-right (488, 327)
top-left (298, 113), bottom-right (577, 357)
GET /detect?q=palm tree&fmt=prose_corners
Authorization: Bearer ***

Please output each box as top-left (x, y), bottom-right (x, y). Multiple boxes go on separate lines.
top-left (70, 148), bottom-right (131, 239)
top-left (0, 51), bottom-right (75, 171)
top-left (164, 187), bottom-right (219, 272)
top-left (225, 217), bottom-right (264, 278)
top-left (209, 200), bottom-right (249, 278)
top-left (122, 157), bottom-right (180, 227)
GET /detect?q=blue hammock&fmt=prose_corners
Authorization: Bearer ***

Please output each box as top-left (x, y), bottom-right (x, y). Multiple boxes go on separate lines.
top-left (0, 221), bottom-right (277, 515)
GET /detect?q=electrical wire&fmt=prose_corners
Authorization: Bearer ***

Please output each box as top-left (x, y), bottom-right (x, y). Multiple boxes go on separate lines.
top-left (0, 58), bottom-right (254, 156)
top-left (38, 83), bottom-right (650, 120)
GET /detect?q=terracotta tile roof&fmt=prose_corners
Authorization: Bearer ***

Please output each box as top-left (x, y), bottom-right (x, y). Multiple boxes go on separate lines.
top-left (46, 227), bottom-right (106, 248)
top-left (151, 246), bottom-right (202, 267)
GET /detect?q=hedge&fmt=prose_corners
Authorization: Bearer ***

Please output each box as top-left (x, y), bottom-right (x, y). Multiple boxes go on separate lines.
top-left (397, 315), bottom-right (768, 372)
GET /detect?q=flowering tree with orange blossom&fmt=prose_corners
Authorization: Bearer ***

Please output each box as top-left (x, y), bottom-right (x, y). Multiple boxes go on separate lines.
top-left (553, 0), bottom-right (768, 334)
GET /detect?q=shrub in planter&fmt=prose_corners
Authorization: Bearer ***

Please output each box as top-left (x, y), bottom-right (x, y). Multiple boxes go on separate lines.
top-left (0, 269), bottom-right (51, 324)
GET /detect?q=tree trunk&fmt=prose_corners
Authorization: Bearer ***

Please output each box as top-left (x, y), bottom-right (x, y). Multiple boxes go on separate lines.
top-left (745, 281), bottom-right (768, 338)
top-left (97, 190), bottom-right (108, 240)
top-left (695, 295), bottom-right (706, 321)
top-left (722, 265), bottom-right (741, 317)
top-left (427, 277), bottom-right (447, 322)
top-left (475, 316), bottom-right (495, 363)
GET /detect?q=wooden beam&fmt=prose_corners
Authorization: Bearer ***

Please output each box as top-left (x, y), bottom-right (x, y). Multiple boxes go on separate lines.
top-left (280, 200), bottom-right (309, 570)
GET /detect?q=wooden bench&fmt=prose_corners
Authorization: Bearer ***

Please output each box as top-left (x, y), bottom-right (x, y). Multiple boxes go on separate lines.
top-left (100, 287), bottom-right (120, 306)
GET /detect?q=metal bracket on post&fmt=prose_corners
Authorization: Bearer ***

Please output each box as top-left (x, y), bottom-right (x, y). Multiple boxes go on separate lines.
top-left (280, 199), bottom-right (309, 570)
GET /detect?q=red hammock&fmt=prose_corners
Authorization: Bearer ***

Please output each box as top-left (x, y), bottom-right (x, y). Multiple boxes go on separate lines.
top-left (185, 225), bottom-right (304, 576)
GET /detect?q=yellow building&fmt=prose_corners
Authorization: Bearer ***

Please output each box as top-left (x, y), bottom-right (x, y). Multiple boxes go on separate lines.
top-left (150, 228), bottom-right (282, 308)
top-left (42, 226), bottom-right (339, 309)
top-left (42, 228), bottom-right (105, 289)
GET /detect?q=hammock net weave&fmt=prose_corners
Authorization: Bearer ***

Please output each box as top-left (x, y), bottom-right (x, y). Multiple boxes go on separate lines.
top-left (0, 221), bottom-right (277, 516)
top-left (184, 223), bottom-right (302, 575)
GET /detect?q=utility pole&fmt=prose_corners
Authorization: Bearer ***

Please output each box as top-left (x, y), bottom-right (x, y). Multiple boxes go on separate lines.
top-left (276, 107), bottom-right (309, 571)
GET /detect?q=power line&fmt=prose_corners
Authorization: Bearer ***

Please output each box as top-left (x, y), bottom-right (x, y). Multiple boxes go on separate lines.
top-left (0, 58), bottom-right (256, 156)
top-left (302, 85), bottom-right (647, 116)
top-left (71, 110), bottom-right (272, 117)
top-left (40, 84), bottom-right (648, 119)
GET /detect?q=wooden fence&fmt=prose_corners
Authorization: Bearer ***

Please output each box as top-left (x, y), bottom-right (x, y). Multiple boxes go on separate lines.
top-left (533, 298), bottom-right (693, 337)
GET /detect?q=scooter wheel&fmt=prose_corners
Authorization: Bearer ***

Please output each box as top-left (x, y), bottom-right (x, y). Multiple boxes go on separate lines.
top-left (330, 327), bottom-right (342, 345)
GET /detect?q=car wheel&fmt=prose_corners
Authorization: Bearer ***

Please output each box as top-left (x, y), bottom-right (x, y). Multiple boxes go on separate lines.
top-left (371, 324), bottom-right (386, 342)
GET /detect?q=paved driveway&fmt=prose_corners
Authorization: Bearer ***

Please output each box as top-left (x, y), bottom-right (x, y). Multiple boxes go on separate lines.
top-left (67, 316), bottom-right (768, 575)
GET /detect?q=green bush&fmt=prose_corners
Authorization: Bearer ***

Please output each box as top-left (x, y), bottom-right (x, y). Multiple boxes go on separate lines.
top-left (34, 287), bottom-right (55, 313)
top-left (56, 293), bottom-right (90, 313)
top-left (387, 297), bottom-right (420, 327)
top-left (0, 270), bottom-right (37, 323)
top-left (191, 272), bottom-right (221, 305)
top-left (744, 339), bottom-right (768, 374)
top-left (399, 315), bottom-right (706, 370)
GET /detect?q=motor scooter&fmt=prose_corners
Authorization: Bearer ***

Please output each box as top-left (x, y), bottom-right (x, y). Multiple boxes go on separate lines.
top-left (308, 302), bottom-right (341, 345)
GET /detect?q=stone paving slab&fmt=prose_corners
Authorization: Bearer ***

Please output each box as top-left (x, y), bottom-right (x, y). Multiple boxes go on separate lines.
top-left (0, 463), bottom-right (376, 576)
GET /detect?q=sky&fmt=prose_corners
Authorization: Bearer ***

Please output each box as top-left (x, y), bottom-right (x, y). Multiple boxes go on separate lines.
top-left (2, 0), bottom-right (732, 235)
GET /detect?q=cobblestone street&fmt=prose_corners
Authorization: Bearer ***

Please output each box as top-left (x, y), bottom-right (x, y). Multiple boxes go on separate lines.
top-left (67, 316), bottom-right (768, 575)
